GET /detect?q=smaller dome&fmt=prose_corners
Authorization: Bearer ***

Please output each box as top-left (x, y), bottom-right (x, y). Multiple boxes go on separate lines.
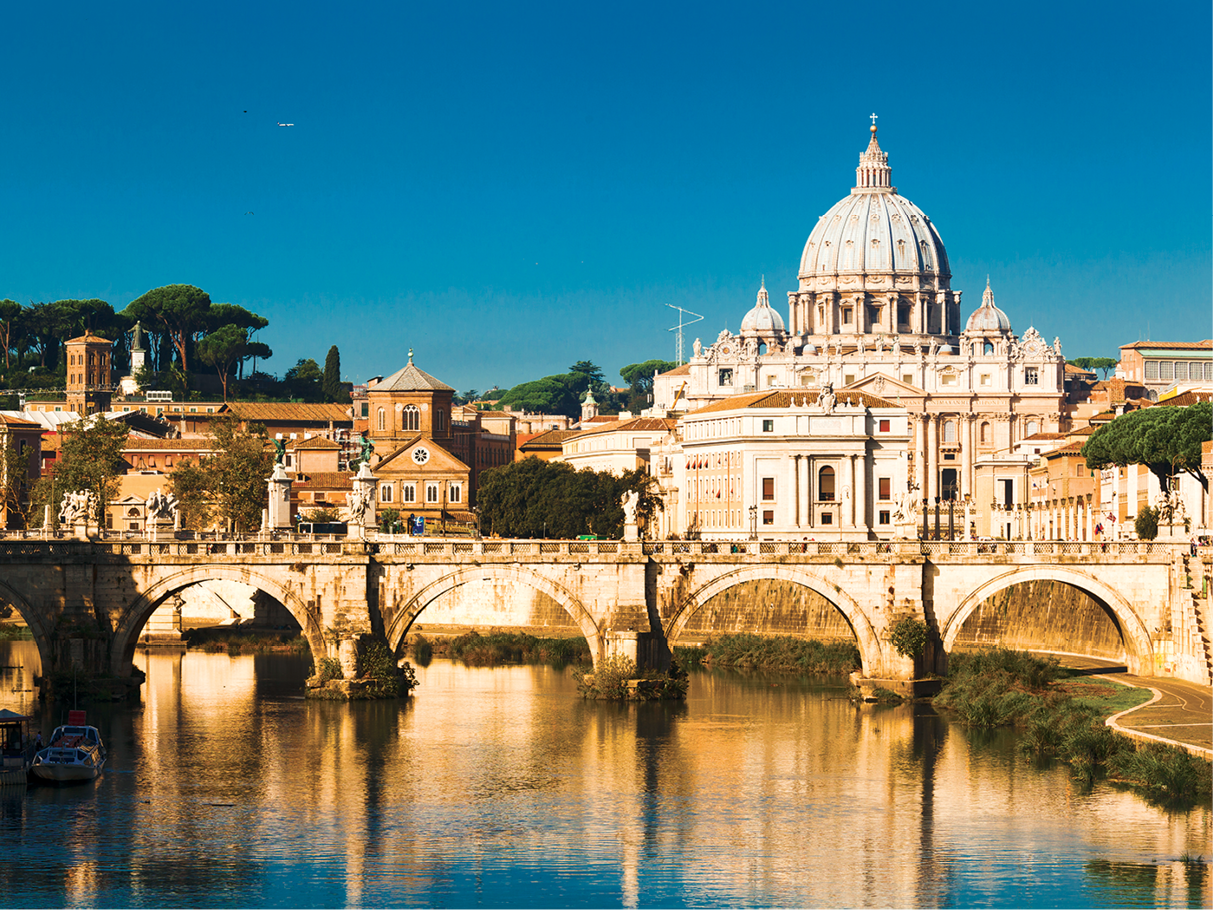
top-left (740, 279), bottom-right (785, 336)
top-left (965, 278), bottom-right (1011, 333)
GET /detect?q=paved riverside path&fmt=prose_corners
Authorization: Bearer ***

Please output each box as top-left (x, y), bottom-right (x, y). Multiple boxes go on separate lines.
top-left (1049, 654), bottom-right (1212, 758)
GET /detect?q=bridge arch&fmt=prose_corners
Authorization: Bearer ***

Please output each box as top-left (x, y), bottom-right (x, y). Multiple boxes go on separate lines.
top-left (384, 565), bottom-right (602, 663)
top-left (941, 566), bottom-right (1154, 674)
top-left (0, 580), bottom-right (52, 682)
top-left (112, 565), bottom-right (324, 676)
top-left (665, 565), bottom-right (886, 678)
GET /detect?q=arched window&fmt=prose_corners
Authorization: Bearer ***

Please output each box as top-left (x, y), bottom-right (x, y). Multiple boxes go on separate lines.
top-left (377, 408), bottom-right (385, 431)
top-left (943, 420), bottom-right (956, 443)
top-left (980, 421), bottom-right (990, 444)
top-left (403, 405), bottom-right (419, 432)
top-left (983, 341), bottom-right (994, 355)
top-left (1026, 420), bottom-right (1039, 437)
top-left (380, 484), bottom-right (393, 503)
top-left (818, 466), bottom-right (835, 501)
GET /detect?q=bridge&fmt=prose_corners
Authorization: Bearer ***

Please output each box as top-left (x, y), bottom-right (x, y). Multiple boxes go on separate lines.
top-left (0, 536), bottom-right (1208, 694)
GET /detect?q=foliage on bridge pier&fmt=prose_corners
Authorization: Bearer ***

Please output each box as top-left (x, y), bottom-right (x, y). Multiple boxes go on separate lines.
top-left (306, 635), bottom-right (418, 700)
top-left (578, 654), bottom-right (688, 701)
top-left (676, 633), bottom-right (861, 676)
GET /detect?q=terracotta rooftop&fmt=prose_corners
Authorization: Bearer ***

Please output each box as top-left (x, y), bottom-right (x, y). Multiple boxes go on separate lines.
top-left (287, 436), bottom-right (342, 449)
top-left (1064, 363), bottom-right (1097, 376)
top-left (1158, 390), bottom-right (1213, 406)
top-left (1120, 340), bottom-right (1213, 351)
top-left (226, 402), bottom-right (352, 423)
top-left (295, 472), bottom-right (355, 488)
top-left (1046, 441), bottom-right (1087, 456)
top-left (0, 414), bottom-right (44, 429)
top-left (571, 417), bottom-right (677, 439)
top-left (122, 439), bottom-right (216, 451)
top-left (374, 357), bottom-right (454, 393)
top-left (657, 363), bottom-right (691, 377)
top-left (519, 429), bottom-right (579, 449)
top-left (66, 333), bottom-right (113, 345)
top-left (1021, 432), bottom-right (1066, 441)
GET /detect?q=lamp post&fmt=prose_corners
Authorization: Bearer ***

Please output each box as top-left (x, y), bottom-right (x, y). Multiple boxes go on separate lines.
top-left (748, 504), bottom-right (757, 541)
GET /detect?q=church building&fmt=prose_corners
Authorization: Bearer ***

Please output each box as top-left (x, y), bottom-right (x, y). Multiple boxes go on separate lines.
top-left (653, 122), bottom-right (1067, 536)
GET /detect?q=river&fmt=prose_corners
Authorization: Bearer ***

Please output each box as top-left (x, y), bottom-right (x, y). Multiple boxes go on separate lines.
top-left (0, 640), bottom-right (1209, 908)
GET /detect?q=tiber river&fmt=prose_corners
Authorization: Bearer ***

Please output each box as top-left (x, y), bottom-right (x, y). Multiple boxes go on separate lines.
top-left (0, 640), bottom-right (1209, 909)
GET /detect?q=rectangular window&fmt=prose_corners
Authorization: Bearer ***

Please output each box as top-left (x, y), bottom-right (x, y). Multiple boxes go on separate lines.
top-left (879, 510), bottom-right (890, 525)
top-left (844, 374), bottom-right (855, 386)
top-left (1144, 360), bottom-right (1159, 379)
top-left (979, 373), bottom-right (991, 386)
top-left (1160, 361), bottom-right (1174, 380)
top-left (941, 373), bottom-right (957, 386)
top-left (762, 510), bottom-right (774, 525)
top-left (878, 419), bottom-right (890, 432)
top-left (402, 484), bottom-right (416, 503)
top-left (762, 419), bottom-right (774, 433)
top-left (449, 483), bottom-right (462, 504)
top-left (762, 477), bottom-right (775, 500)
top-left (1174, 362), bottom-right (1188, 381)
top-left (843, 307), bottom-right (853, 324)
top-left (718, 368), bottom-right (733, 386)
top-left (878, 477), bottom-right (891, 500)
top-left (902, 374), bottom-right (913, 385)
top-left (1024, 367), bottom-right (1038, 385)
top-left (1205, 362), bottom-right (1213, 381)
top-left (821, 512), bottom-right (833, 525)
top-left (426, 483), bottom-right (439, 503)
top-left (361, 402), bottom-right (369, 418)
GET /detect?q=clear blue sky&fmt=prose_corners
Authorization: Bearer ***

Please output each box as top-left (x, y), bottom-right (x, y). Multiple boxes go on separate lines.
top-left (4, 1), bottom-right (1210, 393)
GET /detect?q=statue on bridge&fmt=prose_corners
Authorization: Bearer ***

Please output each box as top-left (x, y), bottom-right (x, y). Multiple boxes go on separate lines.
top-left (145, 489), bottom-right (179, 524)
top-left (354, 432), bottom-right (375, 468)
top-left (621, 490), bottom-right (639, 526)
top-left (273, 438), bottom-right (286, 465)
top-left (345, 484), bottom-right (372, 526)
top-left (58, 490), bottom-right (97, 527)
top-left (894, 481), bottom-right (920, 525)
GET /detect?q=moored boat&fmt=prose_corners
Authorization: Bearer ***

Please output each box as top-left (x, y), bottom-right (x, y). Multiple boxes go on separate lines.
top-left (0, 709), bottom-right (32, 787)
top-left (30, 714), bottom-right (106, 784)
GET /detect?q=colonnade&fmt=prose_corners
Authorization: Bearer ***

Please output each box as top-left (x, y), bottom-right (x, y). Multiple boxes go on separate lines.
top-left (990, 493), bottom-right (1099, 541)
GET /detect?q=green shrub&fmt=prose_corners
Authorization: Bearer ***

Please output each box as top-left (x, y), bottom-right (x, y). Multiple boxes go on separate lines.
top-left (888, 616), bottom-right (928, 660)
top-left (1134, 506), bottom-right (1159, 541)
top-left (696, 633), bottom-right (859, 675)
top-left (448, 630), bottom-right (591, 667)
top-left (412, 634), bottom-right (433, 665)
top-left (1108, 742), bottom-right (1213, 806)
top-left (580, 653), bottom-right (635, 700)
top-left (316, 656), bottom-right (343, 684)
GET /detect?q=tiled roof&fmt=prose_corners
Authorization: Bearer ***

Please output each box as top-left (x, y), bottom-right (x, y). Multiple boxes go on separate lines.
top-left (657, 363), bottom-right (691, 377)
top-left (572, 417), bottom-right (677, 440)
top-left (1046, 441), bottom-right (1086, 456)
top-left (66, 333), bottom-right (112, 345)
top-left (1120, 340), bottom-right (1213, 351)
top-left (1158, 390), bottom-right (1213, 406)
top-left (374, 359), bottom-right (454, 392)
top-left (226, 402), bottom-right (352, 422)
top-left (689, 389), bottom-right (899, 415)
top-left (1064, 363), bottom-right (1096, 375)
top-left (1021, 432), bottom-right (1066, 441)
top-left (122, 439), bottom-right (216, 451)
top-left (287, 436), bottom-right (342, 449)
top-left (295, 472), bottom-right (355, 488)
top-left (520, 429), bottom-right (579, 448)
top-left (0, 414), bottom-right (44, 429)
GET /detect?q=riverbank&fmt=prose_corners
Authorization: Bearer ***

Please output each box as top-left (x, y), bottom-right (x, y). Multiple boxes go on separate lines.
top-left (182, 627), bottom-right (310, 655)
top-left (935, 649), bottom-right (1212, 808)
top-left (674, 633), bottom-right (860, 676)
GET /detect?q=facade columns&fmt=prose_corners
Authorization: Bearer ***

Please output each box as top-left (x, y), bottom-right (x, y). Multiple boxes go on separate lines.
top-left (793, 455), bottom-right (801, 528)
top-left (845, 454), bottom-right (856, 528)
top-left (855, 448), bottom-right (867, 532)
top-left (961, 415), bottom-right (973, 499)
top-left (926, 415), bottom-right (938, 502)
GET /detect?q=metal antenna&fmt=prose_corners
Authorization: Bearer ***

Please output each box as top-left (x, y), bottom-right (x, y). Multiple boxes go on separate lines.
top-left (666, 304), bottom-right (704, 365)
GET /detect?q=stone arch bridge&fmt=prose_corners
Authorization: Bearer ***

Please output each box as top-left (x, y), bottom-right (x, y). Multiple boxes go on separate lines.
top-left (0, 536), bottom-right (1207, 692)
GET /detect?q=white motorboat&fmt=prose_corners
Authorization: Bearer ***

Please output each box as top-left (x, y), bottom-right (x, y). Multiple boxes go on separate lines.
top-left (30, 721), bottom-right (106, 783)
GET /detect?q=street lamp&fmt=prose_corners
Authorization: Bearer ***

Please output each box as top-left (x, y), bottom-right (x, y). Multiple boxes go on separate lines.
top-left (748, 504), bottom-right (757, 541)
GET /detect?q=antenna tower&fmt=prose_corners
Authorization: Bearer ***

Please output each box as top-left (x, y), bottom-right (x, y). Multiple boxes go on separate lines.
top-left (666, 304), bottom-right (704, 365)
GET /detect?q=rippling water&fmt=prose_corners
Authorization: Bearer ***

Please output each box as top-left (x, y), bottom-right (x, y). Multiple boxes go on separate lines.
top-left (0, 641), bottom-right (1209, 908)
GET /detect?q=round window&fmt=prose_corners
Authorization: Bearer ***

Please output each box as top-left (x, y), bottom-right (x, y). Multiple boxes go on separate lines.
top-left (412, 447), bottom-right (430, 465)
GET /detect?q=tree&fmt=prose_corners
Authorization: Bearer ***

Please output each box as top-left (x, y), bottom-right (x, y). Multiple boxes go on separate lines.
top-left (284, 358), bottom-right (324, 402)
top-left (619, 360), bottom-right (679, 395)
top-left (196, 325), bottom-right (249, 401)
top-left (125, 284), bottom-right (213, 381)
top-left (1082, 402), bottom-right (1211, 493)
top-left (1134, 505), bottom-right (1159, 541)
top-left (25, 301), bottom-right (70, 369)
top-left (1071, 356), bottom-right (1118, 379)
top-left (42, 414), bottom-right (130, 526)
top-left (477, 458), bottom-right (660, 539)
top-left (205, 304), bottom-right (269, 379)
top-left (0, 299), bottom-right (22, 371)
top-left (0, 445), bottom-right (32, 529)
top-left (322, 346), bottom-right (343, 402)
top-left (167, 457), bottom-right (211, 531)
top-left (495, 375), bottom-right (582, 417)
top-left (200, 415), bottom-right (272, 532)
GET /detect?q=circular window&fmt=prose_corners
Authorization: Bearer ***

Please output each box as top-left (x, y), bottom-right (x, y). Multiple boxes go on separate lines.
top-left (412, 447), bottom-right (430, 465)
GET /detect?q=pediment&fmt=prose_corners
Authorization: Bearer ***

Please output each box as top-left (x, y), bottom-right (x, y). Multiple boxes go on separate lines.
top-left (848, 372), bottom-right (927, 399)
top-left (374, 436), bottom-right (469, 475)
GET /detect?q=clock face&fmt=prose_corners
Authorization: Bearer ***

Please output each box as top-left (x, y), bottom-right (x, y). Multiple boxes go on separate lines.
top-left (721, 345), bottom-right (732, 355)
top-left (412, 447), bottom-right (430, 465)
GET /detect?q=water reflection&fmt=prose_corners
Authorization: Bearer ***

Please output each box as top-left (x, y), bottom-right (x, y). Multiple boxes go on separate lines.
top-left (0, 646), bottom-right (1206, 908)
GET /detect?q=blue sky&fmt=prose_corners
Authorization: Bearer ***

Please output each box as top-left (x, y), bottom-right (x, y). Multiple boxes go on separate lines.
top-left (4, 1), bottom-right (1210, 393)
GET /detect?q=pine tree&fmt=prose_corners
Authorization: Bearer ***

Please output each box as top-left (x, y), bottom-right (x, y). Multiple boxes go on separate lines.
top-left (322, 345), bottom-right (343, 402)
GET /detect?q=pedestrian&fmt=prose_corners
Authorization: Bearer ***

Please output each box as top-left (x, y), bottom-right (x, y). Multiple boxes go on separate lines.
top-left (1192, 537), bottom-right (1198, 557)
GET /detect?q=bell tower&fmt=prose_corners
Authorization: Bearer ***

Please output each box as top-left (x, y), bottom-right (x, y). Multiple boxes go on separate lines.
top-left (65, 334), bottom-right (113, 416)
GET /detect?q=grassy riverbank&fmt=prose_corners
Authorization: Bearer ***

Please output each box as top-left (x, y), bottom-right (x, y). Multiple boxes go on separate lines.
top-left (675, 633), bottom-right (860, 676)
top-left (936, 648), bottom-right (1211, 807)
top-left (182, 628), bottom-right (310, 655)
top-left (0, 624), bottom-right (32, 640)
top-left (410, 631), bottom-right (591, 668)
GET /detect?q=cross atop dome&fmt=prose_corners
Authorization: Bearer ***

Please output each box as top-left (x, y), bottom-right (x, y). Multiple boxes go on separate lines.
top-left (855, 118), bottom-right (893, 192)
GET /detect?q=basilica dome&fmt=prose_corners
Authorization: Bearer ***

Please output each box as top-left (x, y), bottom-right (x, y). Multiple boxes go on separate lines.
top-left (965, 279), bottom-right (1011, 332)
top-left (798, 126), bottom-right (951, 288)
top-left (740, 279), bottom-right (785, 337)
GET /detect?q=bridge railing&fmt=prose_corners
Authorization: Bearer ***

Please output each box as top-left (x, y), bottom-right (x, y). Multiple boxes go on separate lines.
top-left (0, 535), bottom-right (1178, 561)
